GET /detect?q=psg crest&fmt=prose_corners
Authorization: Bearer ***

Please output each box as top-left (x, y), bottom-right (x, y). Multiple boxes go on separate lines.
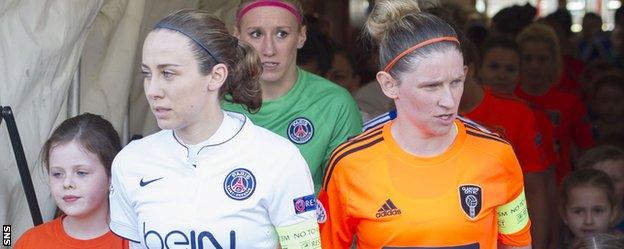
top-left (459, 184), bottom-right (482, 219)
top-left (223, 168), bottom-right (256, 200)
top-left (287, 117), bottom-right (314, 144)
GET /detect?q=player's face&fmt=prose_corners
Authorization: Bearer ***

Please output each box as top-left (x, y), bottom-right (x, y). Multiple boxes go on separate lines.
top-left (328, 53), bottom-right (359, 92)
top-left (48, 141), bottom-right (110, 217)
top-left (593, 84), bottom-right (624, 123)
top-left (480, 47), bottom-right (520, 94)
top-left (236, 4), bottom-right (306, 85)
top-left (562, 186), bottom-right (615, 239)
top-left (594, 159), bottom-right (624, 205)
top-left (142, 30), bottom-right (214, 131)
top-left (395, 49), bottom-right (466, 137)
top-left (520, 41), bottom-right (556, 87)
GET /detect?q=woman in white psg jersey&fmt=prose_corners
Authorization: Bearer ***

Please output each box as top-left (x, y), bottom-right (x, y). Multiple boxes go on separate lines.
top-left (109, 9), bottom-right (320, 249)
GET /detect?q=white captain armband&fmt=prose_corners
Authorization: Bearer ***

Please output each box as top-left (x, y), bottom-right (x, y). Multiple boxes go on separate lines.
top-left (275, 219), bottom-right (321, 249)
top-left (496, 190), bottom-right (530, 234)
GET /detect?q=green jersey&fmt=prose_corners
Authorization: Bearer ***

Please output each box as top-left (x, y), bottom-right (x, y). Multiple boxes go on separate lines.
top-left (222, 68), bottom-right (362, 192)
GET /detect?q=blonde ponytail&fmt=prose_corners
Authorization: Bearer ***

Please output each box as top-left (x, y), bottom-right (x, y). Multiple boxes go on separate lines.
top-left (364, 0), bottom-right (459, 76)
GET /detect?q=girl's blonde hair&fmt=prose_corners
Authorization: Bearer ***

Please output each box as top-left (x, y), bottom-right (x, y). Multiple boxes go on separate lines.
top-left (517, 24), bottom-right (563, 84)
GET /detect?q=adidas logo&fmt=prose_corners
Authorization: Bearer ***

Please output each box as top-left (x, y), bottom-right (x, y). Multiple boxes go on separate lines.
top-left (376, 199), bottom-right (401, 218)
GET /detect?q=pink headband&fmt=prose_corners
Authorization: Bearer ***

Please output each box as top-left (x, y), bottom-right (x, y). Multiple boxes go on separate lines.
top-left (236, 0), bottom-right (303, 26)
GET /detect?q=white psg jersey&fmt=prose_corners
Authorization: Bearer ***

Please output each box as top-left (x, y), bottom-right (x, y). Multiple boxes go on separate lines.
top-left (109, 112), bottom-right (318, 248)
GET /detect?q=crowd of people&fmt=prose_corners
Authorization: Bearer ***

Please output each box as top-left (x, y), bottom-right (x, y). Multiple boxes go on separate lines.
top-left (10, 0), bottom-right (624, 248)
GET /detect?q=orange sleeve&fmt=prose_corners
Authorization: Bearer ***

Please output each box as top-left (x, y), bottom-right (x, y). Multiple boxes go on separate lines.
top-left (13, 223), bottom-right (49, 249)
top-left (569, 97), bottom-right (594, 149)
top-left (497, 145), bottom-right (532, 247)
top-left (13, 236), bottom-right (27, 249)
top-left (319, 161), bottom-right (356, 248)
top-left (514, 108), bottom-right (547, 173)
top-left (500, 222), bottom-right (533, 247)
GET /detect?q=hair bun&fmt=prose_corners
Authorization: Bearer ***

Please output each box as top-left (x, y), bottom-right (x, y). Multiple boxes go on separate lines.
top-left (365, 0), bottom-right (421, 41)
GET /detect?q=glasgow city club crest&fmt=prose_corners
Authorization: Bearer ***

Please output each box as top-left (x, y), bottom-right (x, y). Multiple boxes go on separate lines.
top-left (459, 184), bottom-right (482, 219)
top-left (287, 117), bottom-right (314, 144)
top-left (223, 168), bottom-right (256, 200)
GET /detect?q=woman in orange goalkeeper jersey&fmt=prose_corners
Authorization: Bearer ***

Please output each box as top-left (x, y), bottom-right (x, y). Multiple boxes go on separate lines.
top-left (317, 1), bottom-right (532, 248)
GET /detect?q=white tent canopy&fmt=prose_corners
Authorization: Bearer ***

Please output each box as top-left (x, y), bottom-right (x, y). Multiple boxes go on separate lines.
top-left (0, 0), bottom-right (239, 241)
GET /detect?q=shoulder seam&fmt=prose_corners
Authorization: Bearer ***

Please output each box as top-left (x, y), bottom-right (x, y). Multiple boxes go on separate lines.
top-left (323, 136), bottom-right (384, 189)
top-left (354, 125), bottom-right (383, 140)
top-left (323, 130), bottom-right (383, 178)
top-left (459, 117), bottom-right (503, 137)
top-left (466, 130), bottom-right (510, 145)
top-left (464, 125), bottom-right (502, 138)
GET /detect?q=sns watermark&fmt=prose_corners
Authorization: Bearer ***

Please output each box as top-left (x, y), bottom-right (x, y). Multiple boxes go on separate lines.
top-left (3, 225), bottom-right (10, 246)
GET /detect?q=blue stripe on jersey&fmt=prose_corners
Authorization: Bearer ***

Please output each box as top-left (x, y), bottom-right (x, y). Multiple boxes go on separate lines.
top-left (362, 109), bottom-right (397, 132)
top-left (363, 111), bottom-right (498, 138)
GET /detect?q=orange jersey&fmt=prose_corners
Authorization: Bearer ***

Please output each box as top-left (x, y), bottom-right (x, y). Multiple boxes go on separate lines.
top-left (463, 88), bottom-right (547, 173)
top-left (14, 216), bottom-right (129, 249)
top-left (319, 119), bottom-right (531, 249)
top-left (515, 86), bottom-right (594, 182)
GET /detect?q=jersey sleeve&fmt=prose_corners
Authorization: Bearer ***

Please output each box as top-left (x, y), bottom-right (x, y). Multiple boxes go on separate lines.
top-left (569, 98), bottom-right (594, 149)
top-left (13, 226), bottom-right (38, 249)
top-left (109, 155), bottom-right (141, 243)
top-left (514, 108), bottom-right (547, 173)
top-left (268, 149), bottom-right (321, 248)
top-left (497, 145), bottom-right (532, 246)
top-left (129, 241), bottom-right (142, 249)
top-left (13, 239), bottom-right (25, 249)
top-left (324, 92), bottom-right (362, 170)
top-left (318, 156), bottom-right (356, 249)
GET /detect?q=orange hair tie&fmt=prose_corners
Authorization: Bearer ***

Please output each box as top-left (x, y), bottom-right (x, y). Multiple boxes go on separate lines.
top-left (383, 36), bottom-right (460, 72)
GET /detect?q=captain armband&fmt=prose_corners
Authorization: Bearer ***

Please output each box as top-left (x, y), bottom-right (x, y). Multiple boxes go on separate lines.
top-left (496, 190), bottom-right (530, 235)
top-left (275, 219), bottom-right (321, 249)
